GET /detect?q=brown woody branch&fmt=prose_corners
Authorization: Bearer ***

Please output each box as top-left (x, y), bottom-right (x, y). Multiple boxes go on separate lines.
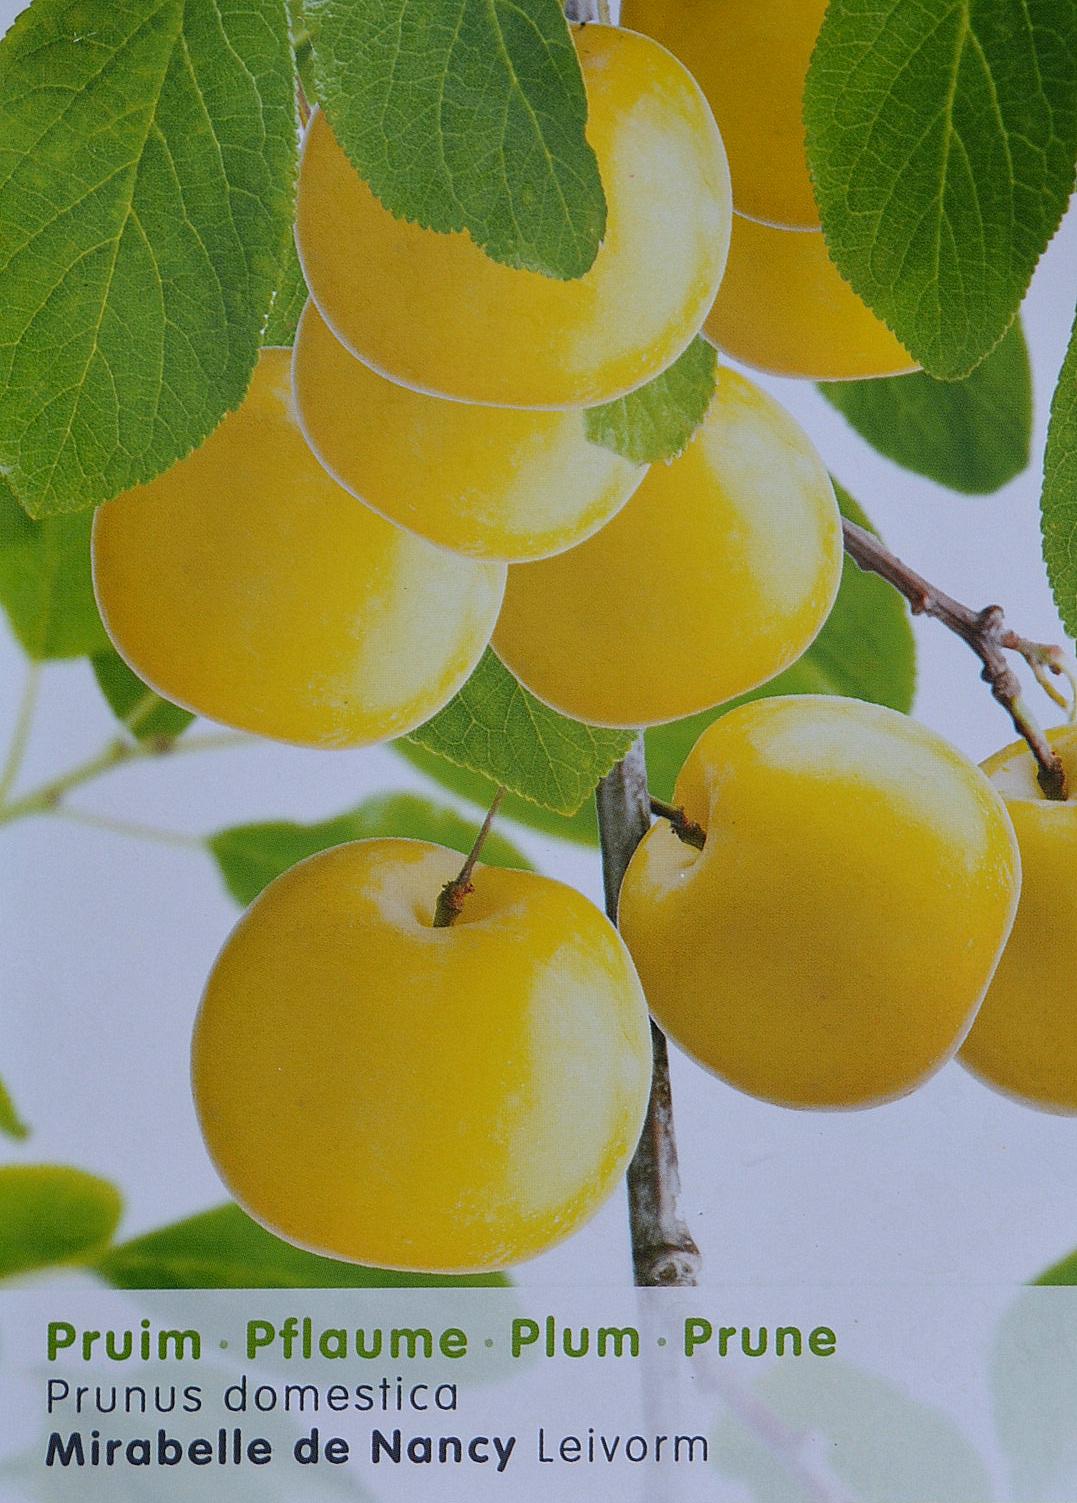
top-left (843, 517), bottom-right (1069, 800)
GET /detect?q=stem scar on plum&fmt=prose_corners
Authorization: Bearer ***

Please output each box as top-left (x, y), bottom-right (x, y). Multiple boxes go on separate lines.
top-left (433, 786), bottom-right (507, 928)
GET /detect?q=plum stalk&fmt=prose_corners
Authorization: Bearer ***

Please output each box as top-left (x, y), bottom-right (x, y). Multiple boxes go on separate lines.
top-left (433, 786), bottom-right (506, 927)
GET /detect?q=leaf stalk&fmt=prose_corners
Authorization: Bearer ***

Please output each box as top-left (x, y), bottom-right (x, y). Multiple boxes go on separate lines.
top-left (0, 662), bottom-right (42, 806)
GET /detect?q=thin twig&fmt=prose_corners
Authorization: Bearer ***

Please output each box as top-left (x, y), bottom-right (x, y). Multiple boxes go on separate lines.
top-left (51, 806), bottom-right (205, 850)
top-left (0, 730), bottom-right (251, 827)
top-left (596, 736), bottom-right (702, 1287)
top-left (843, 517), bottom-right (1069, 799)
top-left (692, 1355), bottom-right (859, 1503)
top-left (0, 661), bottom-right (41, 806)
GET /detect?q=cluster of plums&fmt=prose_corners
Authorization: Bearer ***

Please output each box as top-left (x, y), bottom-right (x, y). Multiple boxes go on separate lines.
top-left (88, 9), bottom-right (1074, 1274)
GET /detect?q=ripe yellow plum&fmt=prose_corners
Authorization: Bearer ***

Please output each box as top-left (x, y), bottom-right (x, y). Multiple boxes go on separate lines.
top-left (191, 839), bottom-right (653, 1271)
top-left (620, 0), bottom-right (828, 229)
top-left (705, 214), bottom-right (918, 380)
top-left (959, 728), bottom-right (1077, 1112)
top-left (618, 697), bottom-right (1021, 1109)
top-left (92, 350), bottom-right (505, 748)
top-left (294, 25), bottom-right (731, 408)
top-left (291, 300), bottom-right (647, 561)
top-left (492, 368), bottom-right (843, 728)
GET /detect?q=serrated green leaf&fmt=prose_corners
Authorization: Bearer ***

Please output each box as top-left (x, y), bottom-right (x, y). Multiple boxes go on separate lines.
top-left (1042, 305), bottom-right (1077, 640)
top-left (392, 738), bottom-right (601, 844)
top-left (805, 0), bottom-right (1077, 379)
top-left (820, 318), bottom-right (1032, 493)
top-left (0, 0), bottom-right (297, 517)
top-left (0, 1076), bottom-right (29, 1141)
top-left (304, 0), bottom-right (604, 277)
top-left (714, 1359), bottom-right (993, 1502)
top-left (585, 338), bottom-right (718, 465)
top-left (91, 650), bottom-right (195, 742)
top-left (643, 485), bottom-right (917, 802)
top-left (0, 476), bottom-right (109, 658)
top-left (0, 1164), bottom-right (123, 1281)
top-left (263, 234), bottom-right (309, 347)
top-left (408, 649), bottom-right (634, 817)
top-left (92, 1202), bottom-right (507, 1288)
top-left (208, 792), bottom-right (533, 907)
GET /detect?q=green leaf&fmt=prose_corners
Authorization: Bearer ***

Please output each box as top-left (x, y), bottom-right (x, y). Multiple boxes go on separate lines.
top-left (1042, 305), bottom-right (1077, 640)
top-left (287, 0), bottom-right (319, 106)
top-left (820, 318), bottom-right (1032, 493)
top-left (91, 651), bottom-right (195, 742)
top-left (1035, 1246), bottom-right (1077, 1284)
top-left (93, 1202), bottom-right (507, 1288)
top-left (804, 0), bottom-right (1077, 379)
top-left (393, 738), bottom-right (601, 844)
top-left (0, 1164), bottom-right (123, 1280)
top-left (0, 476), bottom-right (109, 659)
top-left (713, 1359), bottom-right (993, 1502)
top-left (0, 0), bottom-right (297, 517)
top-left (208, 792), bottom-right (533, 907)
top-left (991, 1286), bottom-right (1077, 1500)
top-left (262, 233), bottom-right (309, 347)
top-left (643, 485), bottom-right (917, 802)
top-left (0, 1076), bottom-right (29, 1141)
top-left (407, 649), bottom-right (634, 817)
top-left (585, 338), bottom-right (718, 465)
top-left (304, 0), bottom-right (605, 278)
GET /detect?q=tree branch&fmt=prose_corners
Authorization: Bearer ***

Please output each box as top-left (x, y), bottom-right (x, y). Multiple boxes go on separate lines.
top-left (596, 735), bottom-right (702, 1287)
top-left (564, 0), bottom-right (612, 23)
top-left (843, 517), bottom-right (1070, 800)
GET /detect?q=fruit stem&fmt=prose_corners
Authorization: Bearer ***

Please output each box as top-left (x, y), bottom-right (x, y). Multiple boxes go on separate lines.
top-left (842, 517), bottom-right (1069, 800)
top-left (433, 786), bottom-right (506, 928)
top-left (648, 796), bottom-right (706, 850)
top-left (596, 735), bottom-right (702, 1287)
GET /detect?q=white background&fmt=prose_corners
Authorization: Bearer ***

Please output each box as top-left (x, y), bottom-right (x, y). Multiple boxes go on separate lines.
top-left (2, 0), bottom-right (1077, 1299)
